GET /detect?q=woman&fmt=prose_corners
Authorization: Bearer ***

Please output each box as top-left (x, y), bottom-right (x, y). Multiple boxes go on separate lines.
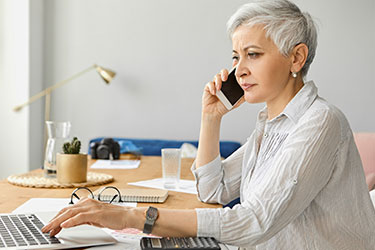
top-left (42, 0), bottom-right (375, 249)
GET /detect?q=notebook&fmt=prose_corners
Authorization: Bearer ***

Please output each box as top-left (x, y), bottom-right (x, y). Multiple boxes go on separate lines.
top-left (93, 188), bottom-right (169, 203)
top-left (0, 211), bottom-right (116, 249)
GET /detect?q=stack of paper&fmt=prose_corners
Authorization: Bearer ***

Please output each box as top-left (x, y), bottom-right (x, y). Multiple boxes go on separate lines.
top-left (128, 178), bottom-right (197, 194)
top-left (90, 160), bottom-right (141, 169)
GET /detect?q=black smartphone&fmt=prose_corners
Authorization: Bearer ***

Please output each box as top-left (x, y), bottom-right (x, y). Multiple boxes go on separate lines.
top-left (216, 67), bottom-right (244, 110)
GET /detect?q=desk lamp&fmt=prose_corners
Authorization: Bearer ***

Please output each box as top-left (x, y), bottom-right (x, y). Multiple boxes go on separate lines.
top-left (13, 64), bottom-right (116, 122)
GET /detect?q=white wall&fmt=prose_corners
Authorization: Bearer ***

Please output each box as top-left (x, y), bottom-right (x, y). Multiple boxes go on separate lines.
top-left (0, 0), bottom-right (31, 178)
top-left (43, 0), bottom-right (260, 154)
top-left (295, 0), bottom-right (375, 131)
top-left (0, 0), bottom-right (44, 179)
top-left (1, 0), bottom-right (374, 178)
top-left (45, 0), bottom-right (374, 150)
top-left (29, 0), bottom-right (44, 172)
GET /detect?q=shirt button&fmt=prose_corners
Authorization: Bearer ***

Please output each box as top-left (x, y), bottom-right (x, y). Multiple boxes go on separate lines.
top-left (293, 179), bottom-right (298, 185)
top-left (264, 133), bottom-right (268, 138)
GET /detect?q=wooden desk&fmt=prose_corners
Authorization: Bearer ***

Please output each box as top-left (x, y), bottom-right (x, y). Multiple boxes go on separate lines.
top-left (0, 156), bottom-right (221, 213)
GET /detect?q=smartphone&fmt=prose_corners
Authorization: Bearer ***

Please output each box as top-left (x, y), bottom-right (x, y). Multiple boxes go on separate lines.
top-left (216, 67), bottom-right (244, 110)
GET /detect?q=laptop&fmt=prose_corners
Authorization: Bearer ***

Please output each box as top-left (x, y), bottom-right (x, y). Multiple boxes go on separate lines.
top-left (0, 211), bottom-right (117, 249)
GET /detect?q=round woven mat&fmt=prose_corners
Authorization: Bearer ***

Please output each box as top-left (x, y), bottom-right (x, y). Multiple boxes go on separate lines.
top-left (7, 172), bottom-right (114, 188)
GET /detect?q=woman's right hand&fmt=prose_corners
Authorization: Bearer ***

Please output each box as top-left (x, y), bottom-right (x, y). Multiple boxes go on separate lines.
top-left (202, 69), bottom-right (230, 118)
top-left (197, 68), bottom-right (245, 168)
top-left (202, 69), bottom-right (244, 118)
top-left (41, 198), bottom-right (131, 237)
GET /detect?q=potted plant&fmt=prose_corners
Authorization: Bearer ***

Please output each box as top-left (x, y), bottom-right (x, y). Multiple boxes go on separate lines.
top-left (56, 137), bottom-right (87, 183)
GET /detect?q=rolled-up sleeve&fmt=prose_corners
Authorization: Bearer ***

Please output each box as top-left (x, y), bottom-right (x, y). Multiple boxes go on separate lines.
top-left (191, 142), bottom-right (247, 204)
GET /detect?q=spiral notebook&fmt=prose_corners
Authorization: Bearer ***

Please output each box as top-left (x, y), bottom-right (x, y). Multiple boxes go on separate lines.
top-left (93, 188), bottom-right (169, 203)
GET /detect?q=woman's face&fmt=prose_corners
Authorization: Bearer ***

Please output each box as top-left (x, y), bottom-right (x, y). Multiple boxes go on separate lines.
top-left (232, 24), bottom-right (293, 105)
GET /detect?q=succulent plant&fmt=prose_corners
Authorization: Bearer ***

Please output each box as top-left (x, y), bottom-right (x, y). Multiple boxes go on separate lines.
top-left (62, 137), bottom-right (81, 154)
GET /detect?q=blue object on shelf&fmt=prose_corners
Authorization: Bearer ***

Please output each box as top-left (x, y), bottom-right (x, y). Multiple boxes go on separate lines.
top-left (88, 138), bottom-right (241, 159)
top-left (117, 140), bottom-right (142, 155)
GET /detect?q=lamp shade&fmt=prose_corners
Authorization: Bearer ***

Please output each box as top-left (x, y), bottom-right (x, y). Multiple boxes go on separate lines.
top-left (95, 65), bottom-right (116, 84)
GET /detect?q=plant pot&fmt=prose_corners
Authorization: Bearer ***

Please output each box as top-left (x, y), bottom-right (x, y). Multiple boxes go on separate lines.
top-left (56, 153), bottom-right (88, 183)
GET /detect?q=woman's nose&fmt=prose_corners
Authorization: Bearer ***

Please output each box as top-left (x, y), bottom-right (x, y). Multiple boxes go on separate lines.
top-left (235, 60), bottom-right (250, 79)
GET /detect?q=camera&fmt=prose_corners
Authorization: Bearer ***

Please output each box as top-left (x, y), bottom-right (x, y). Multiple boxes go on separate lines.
top-left (90, 138), bottom-right (120, 160)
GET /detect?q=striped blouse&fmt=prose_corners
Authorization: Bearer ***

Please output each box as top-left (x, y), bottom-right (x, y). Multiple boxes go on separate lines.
top-left (191, 81), bottom-right (375, 250)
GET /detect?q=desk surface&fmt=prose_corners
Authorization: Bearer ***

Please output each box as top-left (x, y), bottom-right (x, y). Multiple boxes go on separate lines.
top-left (0, 156), bottom-right (221, 213)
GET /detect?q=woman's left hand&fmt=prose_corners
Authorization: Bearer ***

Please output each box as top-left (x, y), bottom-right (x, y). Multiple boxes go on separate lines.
top-left (41, 198), bottom-right (131, 237)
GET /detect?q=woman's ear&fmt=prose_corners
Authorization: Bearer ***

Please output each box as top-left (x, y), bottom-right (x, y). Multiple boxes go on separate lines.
top-left (291, 43), bottom-right (308, 73)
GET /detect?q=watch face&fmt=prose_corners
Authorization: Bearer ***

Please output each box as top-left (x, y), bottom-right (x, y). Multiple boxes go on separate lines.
top-left (146, 207), bottom-right (158, 220)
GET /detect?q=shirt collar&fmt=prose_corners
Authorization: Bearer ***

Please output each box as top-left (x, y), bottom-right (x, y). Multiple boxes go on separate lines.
top-left (255, 106), bottom-right (268, 135)
top-left (256, 81), bottom-right (318, 125)
top-left (281, 80), bottom-right (318, 124)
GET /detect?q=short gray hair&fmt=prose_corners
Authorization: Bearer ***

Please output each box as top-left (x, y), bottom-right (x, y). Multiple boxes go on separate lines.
top-left (227, 0), bottom-right (318, 77)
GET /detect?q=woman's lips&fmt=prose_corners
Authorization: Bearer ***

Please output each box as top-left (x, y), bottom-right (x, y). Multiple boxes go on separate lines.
top-left (241, 83), bottom-right (256, 91)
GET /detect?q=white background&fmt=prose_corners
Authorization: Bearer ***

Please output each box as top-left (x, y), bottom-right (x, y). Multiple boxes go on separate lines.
top-left (0, 0), bottom-right (374, 179)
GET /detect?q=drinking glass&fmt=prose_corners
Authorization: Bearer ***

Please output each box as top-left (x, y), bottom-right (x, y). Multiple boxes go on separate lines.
top-left (161, 148), bottom-right (181, 188)
top-left (44, 121), bottom-right (71, 178)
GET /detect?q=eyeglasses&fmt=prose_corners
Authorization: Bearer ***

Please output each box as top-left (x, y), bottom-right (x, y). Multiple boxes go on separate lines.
top-left (69, 186), bottom-right (124, 205)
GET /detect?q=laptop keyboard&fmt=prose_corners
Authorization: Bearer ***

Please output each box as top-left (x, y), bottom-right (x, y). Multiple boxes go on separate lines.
top-left (0, 214), bottom-right (61, 248)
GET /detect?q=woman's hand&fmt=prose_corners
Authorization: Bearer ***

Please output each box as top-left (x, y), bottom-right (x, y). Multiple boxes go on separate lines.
top-left (202, 69), bottom-right (244, 118)
top-left (196, 68), bottom-right (245, 167)
top-left (41, 198), bottom-right (131, 237)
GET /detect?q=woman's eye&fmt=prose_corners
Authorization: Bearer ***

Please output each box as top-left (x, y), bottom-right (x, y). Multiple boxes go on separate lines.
top-left (232, 55), bottom-right (239, 61)
top-left (248, 52), bottom-right (260, 59)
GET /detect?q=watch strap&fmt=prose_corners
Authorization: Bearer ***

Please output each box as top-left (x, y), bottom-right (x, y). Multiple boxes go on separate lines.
top-left (143, 220), bottom-right (153, 234)
top-left (143, 206), bottom-right (158, 234)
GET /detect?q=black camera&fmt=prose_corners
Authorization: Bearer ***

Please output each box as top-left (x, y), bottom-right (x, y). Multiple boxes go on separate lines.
top-left (90, 138), bottom-right (120, 160)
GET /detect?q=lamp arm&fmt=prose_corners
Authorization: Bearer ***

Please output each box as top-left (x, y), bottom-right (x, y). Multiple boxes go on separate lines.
top-left (13, 64), bottom-right (96, 112)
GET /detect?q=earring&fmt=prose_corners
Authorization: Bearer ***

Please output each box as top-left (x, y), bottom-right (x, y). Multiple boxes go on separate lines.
top-left (292, 72), bottom-right (298, 78)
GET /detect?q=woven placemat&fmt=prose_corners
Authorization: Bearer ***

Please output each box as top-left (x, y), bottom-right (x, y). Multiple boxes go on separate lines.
top-left (7, 172), bottom-right (114, 188)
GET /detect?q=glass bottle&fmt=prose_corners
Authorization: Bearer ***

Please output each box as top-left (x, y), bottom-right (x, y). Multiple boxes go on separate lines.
top-left (44, 121), bottom-right (71, 178)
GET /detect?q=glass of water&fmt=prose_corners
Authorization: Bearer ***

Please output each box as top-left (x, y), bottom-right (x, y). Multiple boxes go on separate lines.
top-left (44, 121), bottom-right (71, 178)
top-left (161, 148), bottom-right (181, 188)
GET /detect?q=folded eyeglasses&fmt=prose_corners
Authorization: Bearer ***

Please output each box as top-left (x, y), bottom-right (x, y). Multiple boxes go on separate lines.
top-left (69, 186), bottom-right (123, 205)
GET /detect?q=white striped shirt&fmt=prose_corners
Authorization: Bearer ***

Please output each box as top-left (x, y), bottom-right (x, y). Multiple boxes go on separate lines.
top-left (192, 81), bottom-right (375, 249)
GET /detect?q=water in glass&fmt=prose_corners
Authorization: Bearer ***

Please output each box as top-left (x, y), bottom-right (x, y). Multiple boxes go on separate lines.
top-left (44, 121), bottom-right (71, 178)
top-left (161, 148), bottom-right (181, 188)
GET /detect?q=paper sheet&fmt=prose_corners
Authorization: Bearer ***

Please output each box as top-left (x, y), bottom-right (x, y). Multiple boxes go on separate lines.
top-left (12, 198), bottom-right (71, 214)
top-left (90, 160), bottom-right (141, 169)
top-left (128, 178), bottom-right (197, 194)
top-left (103, 228), bottom-right (159, 241)
top-left (12, 198), bottom-right (137, 214)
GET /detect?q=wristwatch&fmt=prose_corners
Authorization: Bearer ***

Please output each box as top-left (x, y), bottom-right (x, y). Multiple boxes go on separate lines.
top-left (143, 206), bottom-right (158, 234)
